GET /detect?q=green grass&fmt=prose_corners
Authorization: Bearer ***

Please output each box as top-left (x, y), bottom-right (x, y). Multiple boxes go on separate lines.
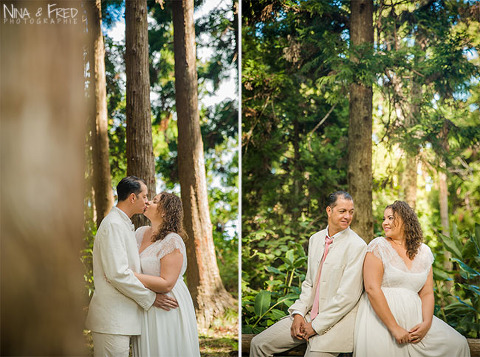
top-left (200, 307), bottom-right (239, 356)
top-left (199, 334), bottom-right (238, 357)
top-left (84, 307), bottom-right (239, 356)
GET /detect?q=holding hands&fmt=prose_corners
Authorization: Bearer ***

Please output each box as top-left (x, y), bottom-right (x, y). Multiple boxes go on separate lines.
top-left (290, 315), bottom-right (317, 341)
top-left (153, 293), bottom-right (178, 311)
top-left (301, 322), bottom-right (317, 340)
top-left (290, 315), bottom-right (306, 340)
top-left (408, 321), bottom-right (430, 344)
top-left (391, 325), bottom-right (410, 344)
top-left (391, 321), bottom-right (430, 345)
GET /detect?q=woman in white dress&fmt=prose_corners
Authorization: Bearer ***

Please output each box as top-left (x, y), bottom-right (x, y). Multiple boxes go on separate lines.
top-left (132, 192), bottom-right (200, 357)
top-left (354, 200), bottom-right (470, 357)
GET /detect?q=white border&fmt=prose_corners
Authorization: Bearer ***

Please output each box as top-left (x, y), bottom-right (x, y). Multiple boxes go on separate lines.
top-left (237, 0), bottom-right (243, 354)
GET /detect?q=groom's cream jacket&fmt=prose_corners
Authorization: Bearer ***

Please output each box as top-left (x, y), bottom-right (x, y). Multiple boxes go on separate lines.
top-left (288, 227), bottom-right (367, 352)
top-left (86, 207), bottom-right (156, 335)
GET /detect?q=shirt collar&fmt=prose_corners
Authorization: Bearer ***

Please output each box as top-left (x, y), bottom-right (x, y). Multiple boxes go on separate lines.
top-left (113, 206), bottom-right (135, 231)
top-left (325, 225), bottom-right (349, 240)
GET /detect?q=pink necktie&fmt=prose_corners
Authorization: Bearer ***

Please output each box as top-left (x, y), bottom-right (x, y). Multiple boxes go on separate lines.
top-left (310, 235), bottom-right (334, 320)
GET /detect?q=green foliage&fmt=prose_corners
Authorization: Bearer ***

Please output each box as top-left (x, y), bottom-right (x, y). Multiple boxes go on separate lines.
top-left (104, 34), bottom-right (127, 188)
top-left (370, 0), bottom-right (480, 238)
top-left (431, 223), bottom-right (480, 338)
top-left (213, 230), bottom-right (238, 295)
top-left (242, 241), bottom-right (306, 333)
top-left (196, 1), bottom-right (238, 90)
top-left (208, 138), bottom-right (239, 295)
top-left (101, 0), bottom-right (124, 29)
top-left (242, 0), bottom-right (479, 339)
top-left (373, 0), bottom-right (480, 191)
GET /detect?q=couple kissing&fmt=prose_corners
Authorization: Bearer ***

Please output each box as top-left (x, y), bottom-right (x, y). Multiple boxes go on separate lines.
top-left (86, 176), bottom-right (200, 357)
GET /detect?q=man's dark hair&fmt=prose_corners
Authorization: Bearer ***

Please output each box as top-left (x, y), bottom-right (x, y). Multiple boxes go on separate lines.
top-left (117, 176), bottom-right (146, 202)
top-left (327, 191), bottom-right (353, 208)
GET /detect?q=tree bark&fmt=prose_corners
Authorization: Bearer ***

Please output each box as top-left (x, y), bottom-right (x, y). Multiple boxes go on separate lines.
top-left (0, 1), bottom-right (87, 354)
top-left (92, 0), bottom-right (114, 227)
top-left (438, 124), bottom-right (453, 291)
top-left (403, 153), bottom-right (418, 209)
top-left (348, 0), bottom-right (374, 242)
top-left (390, 75), bottom-right (417, 209)
top-left (293, 118), bottom-right (301, 221)
top-left (404, 76), bottom-right (419, 210)
top-left (439, 167), bottom-right (449, 237)
top-left (403, 33), bottom-right (426, 211)
top-left (125, 0), bottom-right (157, 227)
top-left (172, 0), bottom-right (234, 329)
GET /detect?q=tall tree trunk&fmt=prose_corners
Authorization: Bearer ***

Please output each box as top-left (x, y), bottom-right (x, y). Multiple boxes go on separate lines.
top-left (390, 76), bottom-right (416, 208)
top-left (439, 166), bottom-right (449, 237)
top-left (403, 33), bottom-right (426, 211)
top-left (293, 118), bottom-right (301, 221)
top-left (402, 79), bottom-right (419, 210)
top-left (125, 0), bottom-right (156, 227)
top-left (403, 76), bottom-right (419, 209)
top-left (0, 1), bottom-right (87, 354)
top-left (92, 0), bottom-right (114, 227)
top-left (172, 0), bottom-right (234, 329)
top-left (439, 163), bottom-right (453, 292)
top-left (378, 2), bottom-right (418, 210)
top-left (393, 93), bottom-right (417, 209)
top-left (233, 1), bottom-right (239, 64)
top-left (403, 152), bottom-right (418, 209)
top-left (439, 124), bottom-right (453, 291)
top-left (348, 0), bottom-right (374, 242)
top-left (86, 3), bottom-right (98, 227)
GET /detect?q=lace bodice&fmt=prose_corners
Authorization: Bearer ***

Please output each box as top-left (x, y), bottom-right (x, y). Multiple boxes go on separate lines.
top-left (368, 237), bottom-right (434, 293)
top-left (135, 227), bottom-right (187, 278)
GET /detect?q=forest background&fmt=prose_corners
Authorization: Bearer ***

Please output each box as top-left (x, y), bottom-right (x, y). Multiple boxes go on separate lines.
top-left (242, 0), bottom-right (480, 341)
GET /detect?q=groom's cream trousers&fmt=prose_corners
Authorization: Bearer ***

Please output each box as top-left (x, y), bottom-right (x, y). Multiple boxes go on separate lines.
top-left (92, 332), bottom-right (130, 357)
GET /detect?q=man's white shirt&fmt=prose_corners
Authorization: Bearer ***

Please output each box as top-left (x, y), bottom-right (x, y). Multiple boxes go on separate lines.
top-left (86, 207), bottom-right (156, 335)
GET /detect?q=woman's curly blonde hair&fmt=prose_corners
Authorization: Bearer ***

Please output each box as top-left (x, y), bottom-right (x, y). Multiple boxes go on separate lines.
top-left (151, 192), bottom-right (188, 242)
top-left (386, 200), bottom-right (423, 259)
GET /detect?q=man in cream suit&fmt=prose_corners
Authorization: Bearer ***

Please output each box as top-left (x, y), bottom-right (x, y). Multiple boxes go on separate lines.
top-left (250, 191), bottom-right (367, 357)
top-left (86, 176), bottom-right (178, 357)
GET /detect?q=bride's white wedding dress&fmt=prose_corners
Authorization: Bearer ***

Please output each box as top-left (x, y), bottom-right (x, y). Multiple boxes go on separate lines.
top-left (354, 237), bottom-right (470, 357)
top-left (133, 227), bottom-right (200, 357)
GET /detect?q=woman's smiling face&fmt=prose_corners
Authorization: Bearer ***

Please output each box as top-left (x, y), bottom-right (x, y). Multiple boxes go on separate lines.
top-left (382, 208), bottom-right (403, 239)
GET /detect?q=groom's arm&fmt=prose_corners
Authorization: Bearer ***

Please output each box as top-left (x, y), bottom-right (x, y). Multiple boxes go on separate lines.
top-left (98, 222), bottom-right (156, 310)
top-left (288, 233), bottom-right (318, 316)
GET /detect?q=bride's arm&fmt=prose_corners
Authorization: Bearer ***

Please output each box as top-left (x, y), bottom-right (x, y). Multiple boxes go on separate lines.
top-left (135, 250), bottom-right (183, 293)
top-left (363, 252), bottom-right (410, 344)
top-left (409, 268), bottom-right (434, 343)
